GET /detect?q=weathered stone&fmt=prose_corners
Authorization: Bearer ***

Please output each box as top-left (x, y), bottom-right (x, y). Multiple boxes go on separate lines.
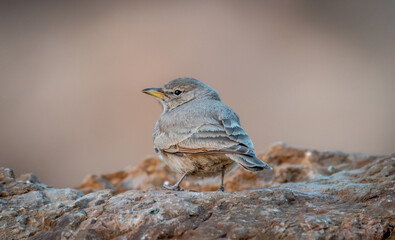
top-left (0, 143), bottom-right (394, 239)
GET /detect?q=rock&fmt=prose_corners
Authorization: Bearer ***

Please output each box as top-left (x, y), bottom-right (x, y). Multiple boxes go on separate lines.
top-left (75, 142), bottom-right (389, 193)
top-left (0, 168), bottom-right (47, 197)
top-left (0, 143), bottom-right (394, 239)
top-left (76, 157), bottom-right (177, 194)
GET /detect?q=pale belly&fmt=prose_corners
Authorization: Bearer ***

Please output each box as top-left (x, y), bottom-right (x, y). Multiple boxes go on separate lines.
top-left (158, 151), bottom-right (238, 177)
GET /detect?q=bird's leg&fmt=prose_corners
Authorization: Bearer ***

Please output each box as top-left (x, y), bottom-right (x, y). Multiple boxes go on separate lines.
top-left (162, 173), bottom-right (187, 191)
top-left (218, 166), bottom-right (226, 192)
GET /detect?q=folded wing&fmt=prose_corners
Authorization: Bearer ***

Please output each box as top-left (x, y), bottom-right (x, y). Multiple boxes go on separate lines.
top-left (162, 115), bottom-right (271, 171)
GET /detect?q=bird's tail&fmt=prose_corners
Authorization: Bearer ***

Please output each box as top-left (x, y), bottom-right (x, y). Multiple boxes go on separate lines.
top-left (228, 154), bottom-right (272, 171)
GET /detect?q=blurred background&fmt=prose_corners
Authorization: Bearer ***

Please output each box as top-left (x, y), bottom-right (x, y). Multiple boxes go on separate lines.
top-left (1, 1), bottom-right (394, 187)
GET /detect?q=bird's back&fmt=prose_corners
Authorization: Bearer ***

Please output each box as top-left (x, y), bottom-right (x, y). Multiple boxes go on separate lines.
top-left (154, 97), bottom-right (258, 155)
top-left (154, 98), bottom-right (242, 145)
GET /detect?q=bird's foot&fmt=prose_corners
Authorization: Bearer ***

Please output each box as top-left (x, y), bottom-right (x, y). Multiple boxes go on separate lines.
top-left (161, 184), bottom-right (183, 191)
top-left (217, 186), bottom-right (227, 193)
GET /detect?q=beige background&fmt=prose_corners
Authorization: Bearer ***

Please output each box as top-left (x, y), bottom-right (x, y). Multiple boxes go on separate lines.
top-left (1, 1), bottom-right (394, 187)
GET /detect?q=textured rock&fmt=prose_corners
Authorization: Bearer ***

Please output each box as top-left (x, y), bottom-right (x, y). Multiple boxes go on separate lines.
top-left (1, 143), bottom-right (394, 239)
top-left (76, 143), bottom-right (387, 193)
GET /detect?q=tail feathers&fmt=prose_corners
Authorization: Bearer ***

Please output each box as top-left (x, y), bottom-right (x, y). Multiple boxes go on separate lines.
top-left (228, 154), bottom-right (272, 171)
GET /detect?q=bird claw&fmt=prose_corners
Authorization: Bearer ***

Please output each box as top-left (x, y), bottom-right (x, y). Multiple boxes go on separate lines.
top-left (217, 186), bottom-right (227, 193)
top-left (161, 184), bottom-right (183, 191)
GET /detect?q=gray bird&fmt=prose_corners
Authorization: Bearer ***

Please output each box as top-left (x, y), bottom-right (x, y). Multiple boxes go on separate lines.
top-left (142, 77), bottom-right (272, 191)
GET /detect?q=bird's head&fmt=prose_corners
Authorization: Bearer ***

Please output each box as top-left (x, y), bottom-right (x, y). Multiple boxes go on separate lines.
top-left (142, 77), bottom-right (220, 111)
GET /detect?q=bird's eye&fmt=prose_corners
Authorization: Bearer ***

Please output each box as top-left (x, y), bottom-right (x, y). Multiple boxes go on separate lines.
top-left (174, 90), bottom-right (182, 95)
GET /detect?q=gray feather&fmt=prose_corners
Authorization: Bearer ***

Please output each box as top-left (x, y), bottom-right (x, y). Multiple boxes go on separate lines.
top-left (153, 90), bottom-right (270, 170)
top-left (228, 154), bottom-right (272, 171)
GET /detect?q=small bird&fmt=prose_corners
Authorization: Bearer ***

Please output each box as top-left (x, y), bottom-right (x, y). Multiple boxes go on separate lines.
top-left (142, 77), bottom-right (272, 191)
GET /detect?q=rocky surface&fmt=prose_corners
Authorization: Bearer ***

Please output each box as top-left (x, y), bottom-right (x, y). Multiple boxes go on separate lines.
top-left (1, 143), bottom-right (394, 239)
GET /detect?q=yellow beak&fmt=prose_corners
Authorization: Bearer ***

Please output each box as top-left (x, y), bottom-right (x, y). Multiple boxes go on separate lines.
top-left (142, 88), bottom-right (165, 100)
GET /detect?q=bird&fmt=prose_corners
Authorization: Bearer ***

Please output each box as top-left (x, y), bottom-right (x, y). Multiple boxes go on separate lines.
top-left (142, 77), bottom-right (272, 192)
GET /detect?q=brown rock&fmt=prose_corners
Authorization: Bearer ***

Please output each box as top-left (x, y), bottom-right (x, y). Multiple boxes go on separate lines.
top-left (77, 157), bottom-right (178, 194)
top-left (0, 143), bottom-right (394, 240)
top-left (76, 142), bottom-right (388, 193)
top-left (0, 168), bottom-right (47, 197)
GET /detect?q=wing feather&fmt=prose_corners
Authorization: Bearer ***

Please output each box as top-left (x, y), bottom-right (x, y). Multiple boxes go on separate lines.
top-left (154, 100), bottom-right (272, 170)
top-left (162, 117), bottom-right (255, 157)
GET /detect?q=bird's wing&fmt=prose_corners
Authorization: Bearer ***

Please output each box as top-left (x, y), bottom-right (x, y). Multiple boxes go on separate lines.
top-left (162, 117), bottom-right (255, 156)
top-left (168, 119), bottom-right (272, 170)
top-left (155, 105), bottom-right (271, 170)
